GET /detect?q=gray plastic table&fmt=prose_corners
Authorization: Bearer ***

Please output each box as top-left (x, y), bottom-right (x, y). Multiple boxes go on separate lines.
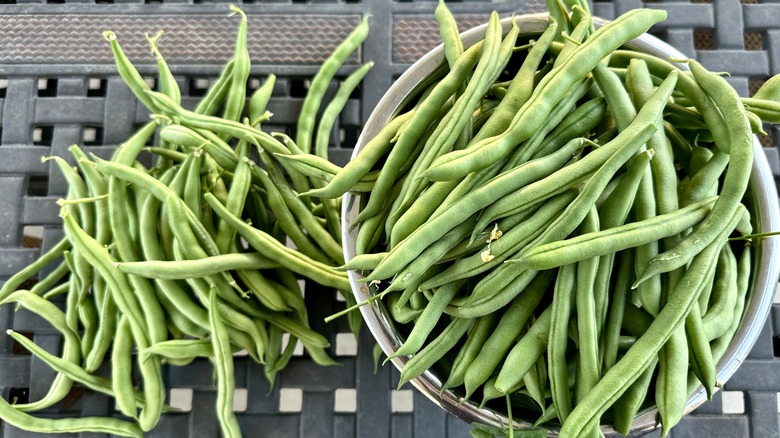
top-left (0, 0), bottom-right (779, 436)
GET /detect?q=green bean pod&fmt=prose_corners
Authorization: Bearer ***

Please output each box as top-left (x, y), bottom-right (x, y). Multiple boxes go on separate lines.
top-left (424, 8), bottom-right (667, 181)
top-left (296, 15), bottom-right (370, 154)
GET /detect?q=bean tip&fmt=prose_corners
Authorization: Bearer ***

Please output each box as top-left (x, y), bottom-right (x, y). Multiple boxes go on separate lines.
top-left (228, 4), bottom-right (247, 22)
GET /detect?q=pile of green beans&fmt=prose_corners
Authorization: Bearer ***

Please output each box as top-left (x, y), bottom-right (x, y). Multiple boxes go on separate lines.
top-left (325, 1), bottom-right (780, 437)
top-left (0, 6), bottom-right (371, 437)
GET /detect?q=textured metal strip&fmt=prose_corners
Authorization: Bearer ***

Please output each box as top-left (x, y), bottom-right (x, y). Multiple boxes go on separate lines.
top-left (0, 14), bottom-right (362, 65)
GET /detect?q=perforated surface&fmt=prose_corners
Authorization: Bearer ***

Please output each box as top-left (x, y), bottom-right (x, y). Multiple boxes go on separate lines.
top-left (1, 1), bottom-right (780, 437)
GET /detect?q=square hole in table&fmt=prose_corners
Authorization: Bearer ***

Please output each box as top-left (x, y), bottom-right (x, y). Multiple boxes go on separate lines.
top-left (233, 388), bottom-right (248, 412)
top-left (169, 388), bottom-right (193, 412)
top-left (279, 388), bottom-right (303, 412)
top-left (335, 332), bottom-right (358, 356)
top-left (391, 389), bottom-right (414, 413)
top-left (722, 391), bottom-right (745, 414)
top-left (334, 388), bottom-right (357, 413)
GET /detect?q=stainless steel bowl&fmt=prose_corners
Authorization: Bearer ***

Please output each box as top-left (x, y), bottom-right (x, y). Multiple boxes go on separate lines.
top-left (342, 13), bottom-right (780, 435)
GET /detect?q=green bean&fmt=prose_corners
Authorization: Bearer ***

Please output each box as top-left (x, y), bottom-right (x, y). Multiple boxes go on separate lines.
top-left (601, 249), bottom-right (635, 373)
top-left (679, 150), bottom-right (728, 207)
top-left (103, 30), bottom-right (159, 112)
top-left (516, 196), bottom-right (717, 270)
top-left (635, 61), bottom-right (753, 287)
top-left (526, 95), bottom-right (606, 162)
top-left (442, 313), bottom-right (498, 391)
top-left (112, 315), bottom-right (138, 419)
top-left (297, 16), bottom-right (369, 154)
top-left (0, 238), bottom-right (70, 301)
top-left (273, 153), bottom-right (378, 191)
top-left (204, 192), bottom-right (350, 290)
top-left (249, 74), bottom-right (276, 124)
top-left (523, 355), bottom-right (548, 412)
top-left (62, 211), bottom-right (165, 431)
top-left (386, 291), bottom-right (423, 324)
top-left (741, 97), bottom-right (780, 123)
top-left (546, 0), bottom-right (571, 42)
top-left (389, 280), bottom-right (462, 359)
top-left (422, 189), bottom-right (575, 290)
top-left (182, 149), bottom-right (205, 222)
top-left (315, 61), bottom-right (374, 159)
top-left (109, 182), bottom-right (167, 347)
top-left (403, 79), bottom-right (591, 247)
top-left (608, 50), bottom-right (730, 154)
top-left (136, 170), bottom-right (212, 334)
top-left (612, 361), bottom-right (655, 435)
top-left (702, 246), bottom-right (739, 341)
top-left (558, 205), bottom-right (746, 437)
top-left (138, 339), bottom-right (214, 359)
top-left (341, 252), bottom-right (388, 271)
top-left (45, 156), bottom-right (92, 236)
top-left (494, 306), bottom-right (552, 393)
top-left (553, 12), bottom-right (592, 68)
top-left (473, 22), bottom-right (559, 146)
top-left (304, 110), bottom-right (413, 199)
top-left (398, 316), bottom-right (473, 388)
top-left (27, 258), bottom-right (69, 297)
top-left (656, 319), bottom-right (688, 437)
top-left (501, 78), bottom-right (594, 170)
top-left (352, 41), bottom-right (484, 225)
top-left (435, 0), bottom-right (463, 69)
top-left (455, 268), bottom-right (543, 319)
top-left (0, 290), bottom-right (81, 412)
top-left (462, 274), bottom-right (548, 400)
top-left (70, 145), bottom-right (111, 245)
top-left (0, 392), bottom-right (143, 437)
top-left (591, 153), bottom-right (650, 331)
top-left (357, 174), bottom-right (408, 255)
top-left (263, 154), bottom-right (344, 264)
top-left (84, 281), bottom-right (117, 373)
top-left (195, 60), bottom-right (236, 116)
top-left (222, 6), bottom-right (250, 124)
top-left (383, 24), bottom-right (558, 245)
top-left (399, 13), bottom-right (517, 210)
top-left (472, 72), bottom-right (668, 238)
top-left (40, 281), bottom-right (70, 300)
top-left (183, 275), bottom-right (263, 362)
top-left (209, 288), bottom-right (242, 438)
top-left (686, 298), bottom-right (717, 400)
top-left (424, 8), bottom-right (667, 181)
top-left (384, 217), bottom-right (475, 293)
top-left (148, 91), bottom-right (289, 156)
top-left (234, 269), bottom-right (291, 313)
top-left (117, 252), bottom-right (279, 279)
top-left (479, 376), bottom-right (519, 409)
top-left (77, 293), bottom-right (99, 364)
top-left (253, 162), bottom-right (332, 264)
top-left (364, 135), bottom-right (584, 282)
top-left (573, 209), bottom-right (600, 417)
top-left (710, 243), bottom-right (751, 363)
top-left (548, 263), bottom-right (575, 423)
top-left (217, 155), bottom-right (253, 252)
top-left (596, 61), bottom-right (664, 318)
top-left (146, 30), bottom-right (181, 105)
top-left (7, 328), bottom-right (154, 410)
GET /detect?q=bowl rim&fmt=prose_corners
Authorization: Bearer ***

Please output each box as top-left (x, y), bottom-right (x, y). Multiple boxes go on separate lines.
top-left (341, 12), bottom-right (780, 435)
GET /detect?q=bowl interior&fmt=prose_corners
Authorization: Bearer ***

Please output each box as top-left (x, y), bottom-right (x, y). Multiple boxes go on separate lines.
top-left (341, 13), bottom-right (780, 434)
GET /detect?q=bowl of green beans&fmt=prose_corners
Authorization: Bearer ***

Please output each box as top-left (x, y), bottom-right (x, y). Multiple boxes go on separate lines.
top-left (341, 4), bottom-right (780, 437)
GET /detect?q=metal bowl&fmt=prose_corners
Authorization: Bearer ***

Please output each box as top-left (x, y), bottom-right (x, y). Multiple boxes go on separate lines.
top-left (341, 13), bottom-right (780, 435)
